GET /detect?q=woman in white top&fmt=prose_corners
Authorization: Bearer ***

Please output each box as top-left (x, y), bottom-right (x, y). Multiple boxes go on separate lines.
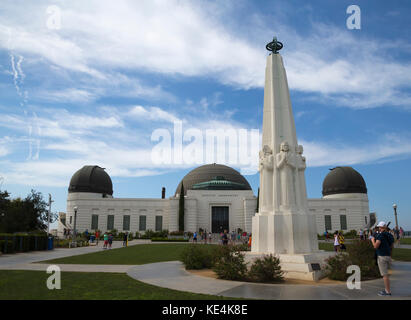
top-left (334, 232), bottom-right (340, 252)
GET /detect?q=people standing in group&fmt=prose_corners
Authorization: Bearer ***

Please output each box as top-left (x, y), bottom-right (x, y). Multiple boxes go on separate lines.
top-left (103, 232), bottom-right (108, 249)
top-left (333, 231), bottom-right (340, 252)
top-left (108, 233), bottom-right (113, 249)
top-left (371, 221), bottom-right (394, 296)
top-left (359, 229), bottom-right (364, 241)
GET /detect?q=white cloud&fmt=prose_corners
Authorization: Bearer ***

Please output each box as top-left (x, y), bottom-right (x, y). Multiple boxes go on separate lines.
top-left (1, 1), bottom-right (410, 108)
top-left (302, 133), bottom-right (411, 167)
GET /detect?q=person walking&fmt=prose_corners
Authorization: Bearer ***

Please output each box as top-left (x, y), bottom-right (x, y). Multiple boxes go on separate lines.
top-left (95, 230), bottom-right (100, 245)
top-left (193, 231), bottom-right (198, 243)
top-left (208, 232), bottom-right (212, 244)
top-left (123, 232), bottom-right (128, 247)
top-left (338, 232), bottom-right (346, 251)
top-left (108, 233), bottom-right (113, 249)
top-left (222, 230), bottom-right (228, 246)
top-left (103, 232), bottom-right (108, 249)
top-left (371, 221), bottom-right (394, 296)
top-left (333, 231), bottom-right (340, 252)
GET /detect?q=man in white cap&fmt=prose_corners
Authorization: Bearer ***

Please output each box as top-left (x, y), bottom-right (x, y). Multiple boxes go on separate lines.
top-left (371, 221), bottom-right (394, 296)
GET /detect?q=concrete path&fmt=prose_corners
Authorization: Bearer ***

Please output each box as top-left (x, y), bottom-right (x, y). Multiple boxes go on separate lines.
top-left (0, 240), bottom-right (149, 268)
top-left (127, 261), bottom-right (411, 300)
top-left (2, 241), bottom-right (411, 299)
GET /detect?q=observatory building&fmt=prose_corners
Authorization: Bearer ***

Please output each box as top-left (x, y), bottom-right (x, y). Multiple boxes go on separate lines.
top-left (58, 164), bottom-right (375, 236)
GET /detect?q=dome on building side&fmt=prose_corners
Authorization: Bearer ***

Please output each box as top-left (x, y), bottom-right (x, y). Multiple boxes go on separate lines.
top-left (68, 165), bottom-right (113, 196)
top-left (322, 166), bottom-right (367, 197)
top-left (175, 164), bottom-right (252, 196)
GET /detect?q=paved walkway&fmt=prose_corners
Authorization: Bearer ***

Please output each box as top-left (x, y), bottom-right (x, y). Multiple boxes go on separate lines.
top-left (0, 240), bottom-right (149, 268)
top-left (127, 261), bottom-right (411, 300)
top-left (2, 241), bottom-right (411, 299)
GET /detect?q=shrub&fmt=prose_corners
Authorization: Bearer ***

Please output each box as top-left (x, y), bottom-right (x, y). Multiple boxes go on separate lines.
top-left (180, 245), bottom-right (215, 269)
top-left (325, 240), bottom-right (380, 281)
top-left (169, 231), bottom-right (184, 236)
top-left (212, 248), bottom-right (248, 281)
top-left (325, 253), bottom-right (351, 281)
top-left (344, 230), bottom-right (358, 238)
top-left (248, 254), bottom-right (284, 283)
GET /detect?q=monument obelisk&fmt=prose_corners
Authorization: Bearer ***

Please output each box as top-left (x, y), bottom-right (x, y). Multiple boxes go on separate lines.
top-left (249, 38), bottom-right (330, 280)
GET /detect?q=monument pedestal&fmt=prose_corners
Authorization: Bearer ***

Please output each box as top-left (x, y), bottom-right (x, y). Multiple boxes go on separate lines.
top-left (250, 212), bottom-right (332, 281)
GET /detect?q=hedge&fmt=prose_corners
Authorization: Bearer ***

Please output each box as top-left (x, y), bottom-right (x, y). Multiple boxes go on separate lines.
top-left (0, 233), bottom-right (49, 254)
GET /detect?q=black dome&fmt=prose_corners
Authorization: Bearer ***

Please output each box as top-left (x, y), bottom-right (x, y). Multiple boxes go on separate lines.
top-left (175, 164), bottom-right (252, 195)
top-left (69, 165), bottom-right (113, 195)
top-left (322, 166), bottom-right (367, 197)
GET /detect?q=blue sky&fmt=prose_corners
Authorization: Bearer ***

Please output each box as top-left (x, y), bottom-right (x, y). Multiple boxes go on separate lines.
top-left (0, 0), bottom-right (410, 230)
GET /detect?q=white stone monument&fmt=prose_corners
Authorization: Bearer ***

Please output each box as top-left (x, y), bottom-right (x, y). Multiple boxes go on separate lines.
top-left (246, 38), bottom-right (332, 281)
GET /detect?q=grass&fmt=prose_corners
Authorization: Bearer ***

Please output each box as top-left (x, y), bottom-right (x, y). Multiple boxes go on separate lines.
top-left (41, 243), bottom-right (193, 265)
top-left (319, 242), bottom-right (411, 261)
top-left (0, 270), bottom-right (236, 300)
top-left (399, 238), bottom-right (411, 245)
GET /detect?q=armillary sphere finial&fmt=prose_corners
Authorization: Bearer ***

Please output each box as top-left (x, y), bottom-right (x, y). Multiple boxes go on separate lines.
top-left (266, 37), bottom-right (283, 54)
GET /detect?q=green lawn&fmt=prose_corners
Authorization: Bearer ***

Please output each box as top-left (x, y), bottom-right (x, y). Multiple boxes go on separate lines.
top-left (400, 238), bottom-right (411, 245)
top-left (41, 243), bottom-right (193, 265)
top-left (319, 242), bottom-right (411, 261)
top-left (0, 270), bottom-right (235, 300)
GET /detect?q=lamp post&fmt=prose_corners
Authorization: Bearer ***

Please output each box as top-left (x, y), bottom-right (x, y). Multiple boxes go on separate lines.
top-left (72, 206), bottom-right (78, 247)
top-left (393, 204), bottom-right (399, 231)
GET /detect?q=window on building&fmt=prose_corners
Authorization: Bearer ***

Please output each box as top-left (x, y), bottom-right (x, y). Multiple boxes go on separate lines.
top-left (123, 215), bottom-right (130, 231)
top-left (325, 215), bottom-right (332, 231)
top-left (365, 216), bottom-right (368, 225)
top-left (70, 216), bottom-right (72, 225)
top-left (340, 215), bottom-right (347, 230)
top-left (155, 216), bottom-right (163, 231)
top-left (139, 215), bottom-right (146, 231)
top-left (91, 214), bottom-right (99, 230)
top-left (107, 215), bottom-right (114, 230)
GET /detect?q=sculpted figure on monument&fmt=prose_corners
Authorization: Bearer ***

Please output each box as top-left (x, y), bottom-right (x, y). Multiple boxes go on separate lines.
top-left (295, 145), bottom-right (308, 209)
top-left (276, 141), bottom-right (297, 207)
top-left (259, 145), bottom-right (274, 212)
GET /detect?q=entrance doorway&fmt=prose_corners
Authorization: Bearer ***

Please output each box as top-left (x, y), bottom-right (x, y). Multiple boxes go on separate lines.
top-left (212, 206), bottom-right (229, 233)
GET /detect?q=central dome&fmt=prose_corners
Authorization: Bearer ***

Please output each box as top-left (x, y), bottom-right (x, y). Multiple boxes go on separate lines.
top-left (175, 164), bottom-right (252, 196)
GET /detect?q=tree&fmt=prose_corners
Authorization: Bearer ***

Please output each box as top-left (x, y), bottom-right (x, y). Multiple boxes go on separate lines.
top-left (0, 189), bottom-right (56, 233)
top-left (0, 190), bottom-right (11, 233)
top-left (178, 183), bottom-right (185, 232)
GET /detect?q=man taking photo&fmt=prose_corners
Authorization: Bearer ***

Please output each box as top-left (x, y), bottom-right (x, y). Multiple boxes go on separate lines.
top-left (371, 221), bottom-right (394, 296)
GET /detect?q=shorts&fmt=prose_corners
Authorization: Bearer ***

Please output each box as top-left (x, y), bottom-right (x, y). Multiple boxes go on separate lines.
top-left (104, 240), bottom-right (108, 245)
top-left (334, 245), bottom-right (340, 252)
top-left (377, 256), bottom-right (391, 276)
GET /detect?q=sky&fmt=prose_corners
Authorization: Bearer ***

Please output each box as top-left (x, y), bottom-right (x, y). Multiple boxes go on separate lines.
top-left (0, 0), bottom-right (410, 230)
